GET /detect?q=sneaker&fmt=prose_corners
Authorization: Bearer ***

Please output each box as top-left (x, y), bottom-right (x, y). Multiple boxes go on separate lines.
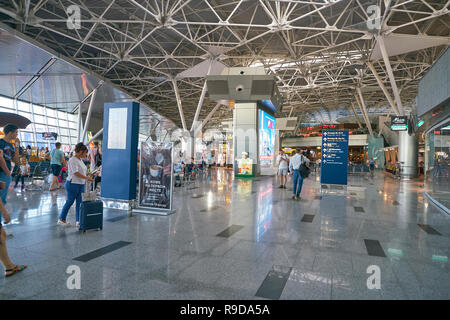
top-left (57, 220), bottom-right (71, 227)
top-left (75, 221), bottom-right (80, 228)
top-left (292, 195), bottom-right (296, 200)
top-left (279, 185), bottom-right (283, 188)
top-left (296, 196), bottom-right (301, 200)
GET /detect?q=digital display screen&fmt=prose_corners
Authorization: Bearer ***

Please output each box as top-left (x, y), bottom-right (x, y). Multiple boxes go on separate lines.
top-left (259, 109), bottom-right (276, 174)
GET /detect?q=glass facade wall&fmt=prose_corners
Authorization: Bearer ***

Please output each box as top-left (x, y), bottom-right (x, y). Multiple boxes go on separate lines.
top-left (0, 95), bottom-right (78, 152)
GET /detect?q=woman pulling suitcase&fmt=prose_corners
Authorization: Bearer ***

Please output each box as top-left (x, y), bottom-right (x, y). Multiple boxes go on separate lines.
top-left (57, 143), bottom-right (94, 227)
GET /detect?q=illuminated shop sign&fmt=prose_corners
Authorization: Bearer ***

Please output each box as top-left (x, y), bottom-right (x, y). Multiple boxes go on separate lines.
top-left (390, 116), bottom-right (408, 131)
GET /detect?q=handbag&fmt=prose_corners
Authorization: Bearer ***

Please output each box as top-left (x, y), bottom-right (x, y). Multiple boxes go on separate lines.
top-left (82, 182), bottom-right (96, 202)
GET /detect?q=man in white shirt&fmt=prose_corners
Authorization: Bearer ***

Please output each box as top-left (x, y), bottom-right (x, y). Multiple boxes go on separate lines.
top-left (289, 149), bottom-right (310, 200)
top-left (276, 150), bottom-right (289, 188)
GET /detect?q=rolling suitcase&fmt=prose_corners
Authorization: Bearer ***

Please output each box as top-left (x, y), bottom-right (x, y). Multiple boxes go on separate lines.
top-left (79, 200), bottom-right (103, 232)
top-left (79, 182), bottom-right (103, 232)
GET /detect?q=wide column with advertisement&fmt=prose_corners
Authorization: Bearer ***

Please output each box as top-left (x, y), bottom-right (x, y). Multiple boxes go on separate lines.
top-left (133, 141), bottom-right (175, 215)
top-left (320, 130), bottom-right (349, 185)
top-left (233, 102), bottom-right (258, 177)
top-left (101, 102), bottom-right (140, 210)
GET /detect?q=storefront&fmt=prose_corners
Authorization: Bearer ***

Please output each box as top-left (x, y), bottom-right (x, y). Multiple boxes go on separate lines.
top-left (424, 118), bottom-right (450, 210)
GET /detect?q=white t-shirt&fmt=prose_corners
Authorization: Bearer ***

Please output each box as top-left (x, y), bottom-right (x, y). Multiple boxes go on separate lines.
top-left (67, 156), bottom-right (87, 184)
top-left (19, 164), bottom-right (30, 174)
top-left (276, 154), bottom-right (289, 169)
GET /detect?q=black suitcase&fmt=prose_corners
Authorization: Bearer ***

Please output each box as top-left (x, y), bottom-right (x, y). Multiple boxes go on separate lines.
top-left (79, 200), bottom-right (103, 232)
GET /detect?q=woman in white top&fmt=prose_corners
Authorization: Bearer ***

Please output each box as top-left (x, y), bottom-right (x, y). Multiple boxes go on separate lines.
top-left (58, 143), bottom-right (94, 227)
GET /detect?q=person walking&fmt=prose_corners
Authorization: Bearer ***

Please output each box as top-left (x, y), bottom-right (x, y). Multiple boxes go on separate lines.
top-left (276, 150), bottom-right (289, 188)
top-left (0, 124), bottom-right (20, 204)
top-left (88, 141), bottom-right (102, 172)
top-left (58, 143), bottom-right (93, 227)
top-left (289, 149), bottom-right (310, 200)
top-left (369, 157), bottom-right (375, 178)
top-left (13, 157), bottom-right (30, 191)
top-left (0, 182), bottom-right (27, 277)
top-left (49, 142), bottom-right (66, 191)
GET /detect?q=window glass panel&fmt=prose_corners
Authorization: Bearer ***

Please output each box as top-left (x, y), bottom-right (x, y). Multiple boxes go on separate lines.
top-left (0, 107), bottom-right (11, 112)
top-left (68, 114), bottom-right (77, 122)
top-left (47, 118), bottom-right (58, 126)
top-left (60, 128), bottom-right (69, 136)
top-left (17, 101), bottom-right (30, 111)
top-left (46, 109), bottom-right (56, 117)
top-left (59, 120), bottom-right (68, 128)
top-left (20, 132), bottom-right (33, 142)
top-left (37, 142), bottom-right (48, 150)
top-left (60, 136), bottom-right (69, 144)
top-left (34, 115), bottom-right (46, 124)
top-left (0, 96), bottom-right (14, 108)
top-left (57, 111), bottom-right (67, 119)
top-left (69, 121), bottom-right (77, 129)
top-left (18, 111), bottom-right (31, 119)
top-left (34, 124), bottom-right (47, 132)
top-left (33, 105), bottom-right (45, 115)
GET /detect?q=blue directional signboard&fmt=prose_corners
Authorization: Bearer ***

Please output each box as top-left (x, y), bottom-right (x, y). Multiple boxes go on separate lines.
top-left (320, 130), bottom-right (349, 185)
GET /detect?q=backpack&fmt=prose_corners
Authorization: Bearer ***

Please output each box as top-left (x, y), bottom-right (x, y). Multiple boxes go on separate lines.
top-left (299, 155), bottom-right (311, 178)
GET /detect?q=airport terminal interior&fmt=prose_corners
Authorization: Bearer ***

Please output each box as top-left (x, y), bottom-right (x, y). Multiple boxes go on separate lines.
top-left (0, 0), bottom-right (449, 301)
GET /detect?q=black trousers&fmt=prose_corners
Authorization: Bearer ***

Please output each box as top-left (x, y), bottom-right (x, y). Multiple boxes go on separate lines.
top-left (15, 174), bottom-right (25, 186)
top-left (94, 176), bottom-right (101, 190)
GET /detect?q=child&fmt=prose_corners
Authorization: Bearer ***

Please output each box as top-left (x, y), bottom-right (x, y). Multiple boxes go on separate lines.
top-left (14, 157), bottom-right (30, 191)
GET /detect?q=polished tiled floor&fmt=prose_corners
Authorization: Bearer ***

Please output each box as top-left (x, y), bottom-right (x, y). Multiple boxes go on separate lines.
top-left (0, 169), bottom-right (449, 300)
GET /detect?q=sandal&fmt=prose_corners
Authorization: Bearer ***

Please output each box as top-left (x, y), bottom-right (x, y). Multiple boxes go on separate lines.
top-left (5, 265), bottom-right (27, 277)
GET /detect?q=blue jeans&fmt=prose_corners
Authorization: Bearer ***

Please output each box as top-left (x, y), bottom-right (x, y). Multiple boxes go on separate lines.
top-left (0, 171), bottom-right (12, 204)
top-left (292, 170), bottom-right (304, 196)
top-left (59, 180), bottom-right (85, 222)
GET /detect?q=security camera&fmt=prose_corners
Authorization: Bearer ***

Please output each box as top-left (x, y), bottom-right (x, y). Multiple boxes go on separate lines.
top-left (236, 84), bottom-right (244, 92)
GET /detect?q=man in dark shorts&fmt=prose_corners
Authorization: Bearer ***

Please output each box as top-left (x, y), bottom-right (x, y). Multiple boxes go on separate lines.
top-left (49, 142), bottom-right (66, 191)
top-left (0, 124), bottom-right (20, 205)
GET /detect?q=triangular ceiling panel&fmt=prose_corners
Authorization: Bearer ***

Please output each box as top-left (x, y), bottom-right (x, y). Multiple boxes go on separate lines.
top-left (371, 34), bottom-right (450, 61)
top-left (176, 59), bottom-right (227, 78)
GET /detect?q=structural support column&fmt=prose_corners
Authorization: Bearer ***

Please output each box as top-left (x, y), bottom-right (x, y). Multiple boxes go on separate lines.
top-left (355, 88), bottom-right (374, 137)
top-left (191, 59), bottom-right (214, 132)
top-left (172, 78), bottom-right (187, 131)
top-left (377, 35), bottom-right (405, 116)
top-left (88, 128), bottom-right (103, 144)
top-left (398, 130), bottom-right (418, 179)
top-left (77, 101), bottom-right (83, 143)
top-left (233, 102), bottom-right (258, 176)
top-left (82, 88), bottom-right (97, 144)
top-left (367, 61), bottom-right (400, 116)
top-left (350, 102), bottom-right (363, 129)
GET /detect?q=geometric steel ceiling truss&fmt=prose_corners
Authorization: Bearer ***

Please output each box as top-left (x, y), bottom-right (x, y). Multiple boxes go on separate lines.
top-left (0, 0), bottom-right (449, 131)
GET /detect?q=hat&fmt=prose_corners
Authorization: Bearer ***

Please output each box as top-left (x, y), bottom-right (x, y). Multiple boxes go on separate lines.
top-left (241, 152), bottom-right (248, 155)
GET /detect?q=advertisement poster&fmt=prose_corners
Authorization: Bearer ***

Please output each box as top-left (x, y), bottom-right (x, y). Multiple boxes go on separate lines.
top-left (238, 157), bottom-right (253, 176)
top-left (138, 141), bottom-right (173, 211)
top-left (320, 130), bottom-right (349, 185)
top-left (259, 110), bottom-right (276, 175)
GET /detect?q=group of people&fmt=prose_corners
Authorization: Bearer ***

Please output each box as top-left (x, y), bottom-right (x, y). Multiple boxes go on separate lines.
top-left (276, 149), bottom-right (311, 200)
top-left (0, 123), bottom-right (105, 277)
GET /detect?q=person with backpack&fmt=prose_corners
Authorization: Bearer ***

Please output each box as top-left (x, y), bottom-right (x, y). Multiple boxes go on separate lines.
top-left (289, 149), bottom-right (310, 200)
top-left (49, 142), bottom-right (66, 191)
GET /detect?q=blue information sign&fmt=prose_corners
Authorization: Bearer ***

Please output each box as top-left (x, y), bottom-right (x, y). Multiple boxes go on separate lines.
top-left (320, 130), bottom-right (349, 185)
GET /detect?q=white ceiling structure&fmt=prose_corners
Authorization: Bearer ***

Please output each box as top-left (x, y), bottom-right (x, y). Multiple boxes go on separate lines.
top-left (0, 0), bottom-right (449, 133)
